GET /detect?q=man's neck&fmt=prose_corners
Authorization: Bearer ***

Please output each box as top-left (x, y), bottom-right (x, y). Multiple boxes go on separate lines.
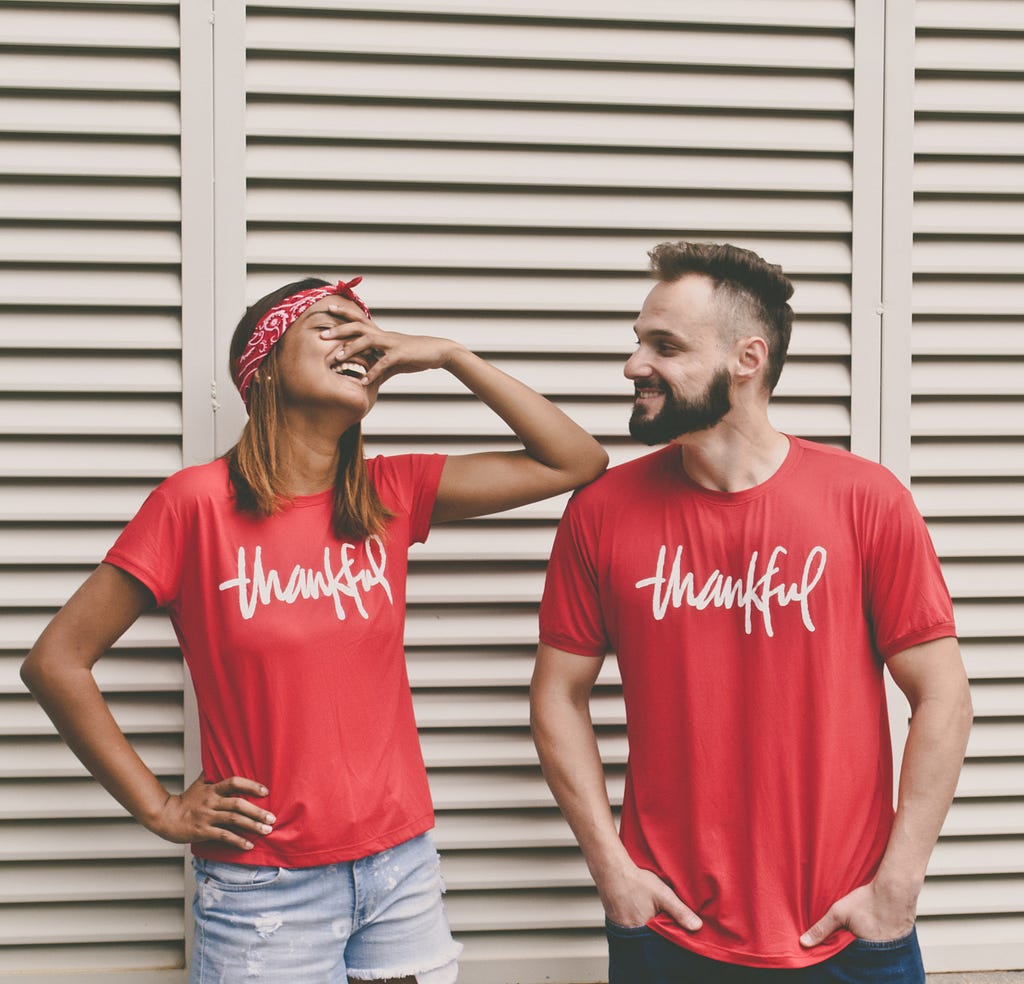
top-left (674, 415), bottom-right (791, 493)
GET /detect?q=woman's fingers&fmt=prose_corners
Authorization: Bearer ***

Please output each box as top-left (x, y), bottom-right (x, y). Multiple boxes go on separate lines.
top-left (184, 776), bottom-right (275, 848)
top-left (210, 775), bottom-right (269, 801)
top-left (320, 317), bottom-right (454, 388)
top-left (214, 797), bottom-right (274, 829)
top-left (207, 779), bottom-right (274, 824)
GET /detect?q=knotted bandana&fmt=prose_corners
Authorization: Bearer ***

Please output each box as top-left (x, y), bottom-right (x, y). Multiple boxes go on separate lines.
top-left (235, 277), bottom-right (371, 407)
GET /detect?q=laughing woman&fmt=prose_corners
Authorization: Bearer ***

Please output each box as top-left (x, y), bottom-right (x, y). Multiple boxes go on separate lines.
top-left (22, 277), bottom-right (607, 984)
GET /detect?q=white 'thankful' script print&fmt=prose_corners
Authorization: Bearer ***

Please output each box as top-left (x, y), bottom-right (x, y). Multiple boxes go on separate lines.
top-left (218, 536), bottom-right (393, 621)
top-left (634, 544), bottom-right (828, 636)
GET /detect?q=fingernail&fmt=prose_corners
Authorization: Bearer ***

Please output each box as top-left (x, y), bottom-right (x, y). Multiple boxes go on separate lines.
top-left (259, 824), bottom-right (272, 834)
top-left (265, 813), bottom-right (276, 823)
top-left (259, 787), bottom-right (268, 796)
top-left (244, 841), bottom-right (254, 850)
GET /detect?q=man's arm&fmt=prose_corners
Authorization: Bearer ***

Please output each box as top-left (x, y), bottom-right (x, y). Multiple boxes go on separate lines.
top-left (800, 635), bottom-right (973, 946)
top-left (530, 642), bottom-right (701, 931)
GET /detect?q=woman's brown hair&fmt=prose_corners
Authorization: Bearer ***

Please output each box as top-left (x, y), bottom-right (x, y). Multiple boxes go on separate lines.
top-left (224, 278), bottom-right (393, 540)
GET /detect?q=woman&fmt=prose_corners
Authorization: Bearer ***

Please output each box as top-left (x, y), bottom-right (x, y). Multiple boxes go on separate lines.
top-left (21, 277), bottom-right (607, 984)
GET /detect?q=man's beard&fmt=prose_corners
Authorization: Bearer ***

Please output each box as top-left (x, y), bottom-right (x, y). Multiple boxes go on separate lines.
top-left (629, 366), bottom-right (732, 445)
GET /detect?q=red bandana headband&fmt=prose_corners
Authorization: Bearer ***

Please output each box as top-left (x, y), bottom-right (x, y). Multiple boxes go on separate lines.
top-left (235, 277), bottom-right (371, 407)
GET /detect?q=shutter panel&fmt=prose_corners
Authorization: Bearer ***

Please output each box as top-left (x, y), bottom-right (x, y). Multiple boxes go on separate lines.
top-left (0, 1), bottom-right (187, 979)
top-left (242, 3), bottom-right (855, 979)
top-left (911, 1), bottom-right (1024, 971)
top-left (7, 1), bottom-right (1016, 980)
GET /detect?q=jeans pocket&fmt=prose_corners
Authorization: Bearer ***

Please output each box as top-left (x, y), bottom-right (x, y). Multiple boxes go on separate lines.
top-left (193, 856), bottom-right (283, 891)
top-left (605, 916), bottom-right (655, 937)
top-left (851, 927), bottom-right (917, 950)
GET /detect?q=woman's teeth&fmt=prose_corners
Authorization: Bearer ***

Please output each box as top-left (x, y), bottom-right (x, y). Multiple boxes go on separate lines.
top-left (333, 361), bottom-right (367, 380)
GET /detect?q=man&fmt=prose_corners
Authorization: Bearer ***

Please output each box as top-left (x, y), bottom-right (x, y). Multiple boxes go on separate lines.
top-left (531, 242), bottom-right (973, 982)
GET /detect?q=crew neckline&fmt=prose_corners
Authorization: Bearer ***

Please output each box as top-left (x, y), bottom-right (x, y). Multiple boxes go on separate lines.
top-left (286, 488), bottom-right (334, 508)
top-left (668, 434), bottom-right (801, 505)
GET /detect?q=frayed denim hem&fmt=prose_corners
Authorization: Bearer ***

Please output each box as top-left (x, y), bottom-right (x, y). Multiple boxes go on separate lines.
top-left (347, 943), bottom-right (461, 983)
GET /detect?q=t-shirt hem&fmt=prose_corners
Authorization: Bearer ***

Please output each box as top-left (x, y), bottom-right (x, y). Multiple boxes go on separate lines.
top-left (650, 921), bottom-right (853, 969)
top-left (102, 553), bottom-right (168, 608)
top-left (880, 621), bottom-right (957, 660)
top-left (412, 453), bottom-right (448, 545)
top-left (192, 811), bottom-right (435, 868)
top-left (538, 630), bottom-right (606, 658)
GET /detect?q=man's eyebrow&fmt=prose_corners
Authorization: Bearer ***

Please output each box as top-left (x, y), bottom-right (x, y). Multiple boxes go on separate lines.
top-left (634, 327), bottom-right (680, 340)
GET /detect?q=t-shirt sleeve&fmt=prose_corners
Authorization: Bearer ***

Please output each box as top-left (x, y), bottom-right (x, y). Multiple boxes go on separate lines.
top-left (377, 453), bottom-right (447, 545)
top-left (103, 483), bottom-right (187, 608)
top-left (865, 485), bottom-right (957, 659)
top-left (539, 493), bottom-right (610, 658)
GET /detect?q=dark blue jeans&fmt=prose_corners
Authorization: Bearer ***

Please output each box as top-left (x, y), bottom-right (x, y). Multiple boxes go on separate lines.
top-left (607, 922), bottom-right (925, 984)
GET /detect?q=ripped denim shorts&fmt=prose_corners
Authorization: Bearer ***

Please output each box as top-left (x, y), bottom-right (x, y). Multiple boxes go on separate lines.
top-left (190, 831), bottom-right (461, 983)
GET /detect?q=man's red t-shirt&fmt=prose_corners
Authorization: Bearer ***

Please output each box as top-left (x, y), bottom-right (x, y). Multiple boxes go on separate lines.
top-left (539, 437), bottom-right (956, 968)
top-left (105, 453), bottom-right (446, 867)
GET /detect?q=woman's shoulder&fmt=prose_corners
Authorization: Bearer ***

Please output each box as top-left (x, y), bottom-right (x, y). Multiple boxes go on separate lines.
top-left (152, 458), bottom-right (233, 506)
top-left (365, 452), bottom-right (445, 488)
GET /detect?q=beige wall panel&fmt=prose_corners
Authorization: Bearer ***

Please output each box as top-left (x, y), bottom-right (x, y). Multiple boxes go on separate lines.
top-left (248, 144), bottom-right (853, 191)
top-left (0, 94), bottom-right (179, 135)
top-left (0, 311), bottom-right (181, 349)
top-left (6, 0), bottom-right (1020, 978)
top-left (247, 0), bottom-right (854, 28)
top-left (0, 51), bottom-right (179, 91)
top-left (917, 0), bottom-right (1024, 30)
top-left (248, 58), bottom-right (853, 110)
top-left (247, 100), bottom-right (854, 151)
top-left (248, 16), bottom-right (853, 68)
top-left (0, 6), bottom-right (178, 46)
top-left (0, 0), bottom-right (188, 975)
top-left (0, 948), bottom-right (184, 978)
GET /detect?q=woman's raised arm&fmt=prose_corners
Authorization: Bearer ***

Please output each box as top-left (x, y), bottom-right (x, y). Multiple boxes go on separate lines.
top-left (322, 316), bottom-right (609, 522)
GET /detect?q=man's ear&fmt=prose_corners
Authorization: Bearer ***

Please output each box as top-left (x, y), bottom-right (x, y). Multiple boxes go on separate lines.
top-left (733, 335), bottom-right (769, 385)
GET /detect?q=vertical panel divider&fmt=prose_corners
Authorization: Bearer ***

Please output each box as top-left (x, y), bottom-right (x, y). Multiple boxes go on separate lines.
top-left (880, 1), bottom-right (916, 485)
top-left (212, 0), bottom-right (249, 456)
top-left (879, 0), bottom-right (918, 804)
top-left (178, 0), bottom-right (247, 967)
top-left (850, 0), bottom-right (885, 463)
top-left (178, 0), bottom-right (217, 965)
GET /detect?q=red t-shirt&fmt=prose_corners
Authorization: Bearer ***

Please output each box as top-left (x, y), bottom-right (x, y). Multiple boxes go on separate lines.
top-left (105, 453), bottom-right (446, 867)
top-left (539, 437), bottom-right (955, 968)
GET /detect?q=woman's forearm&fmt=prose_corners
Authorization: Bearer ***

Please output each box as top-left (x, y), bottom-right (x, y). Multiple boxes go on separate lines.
top-left (444, 344), bottom-right (607, 483)
top-left (23, 655), bottom-right (172, 827)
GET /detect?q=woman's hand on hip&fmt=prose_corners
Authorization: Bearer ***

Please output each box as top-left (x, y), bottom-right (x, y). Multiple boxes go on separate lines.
top-left (148, 773), bottom-right (275, 851)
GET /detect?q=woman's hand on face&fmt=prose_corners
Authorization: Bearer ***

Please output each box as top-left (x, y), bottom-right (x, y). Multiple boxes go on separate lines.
top-left (148, 773), bottom-right (275, 851)
top-left (320, 310), bottom-right (461, 388)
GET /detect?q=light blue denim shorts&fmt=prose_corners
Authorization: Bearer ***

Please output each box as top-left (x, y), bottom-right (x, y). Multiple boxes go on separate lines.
top-left (190, 831), bottom-right (461, 983)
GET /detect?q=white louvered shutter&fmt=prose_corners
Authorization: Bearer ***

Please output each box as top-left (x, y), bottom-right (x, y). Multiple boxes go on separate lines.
top-left (0, 2), bottom-right (188, 979)
top-left (5, 2), bottom-right (1020, 981)
top-left (241, 3), bottom-right (859, 979)
top-left (911, 0), bottom-right (1024, 971)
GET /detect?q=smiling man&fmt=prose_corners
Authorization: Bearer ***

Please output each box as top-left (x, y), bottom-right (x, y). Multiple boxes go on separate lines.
top-left (530, 242), bottom-right (973, 983)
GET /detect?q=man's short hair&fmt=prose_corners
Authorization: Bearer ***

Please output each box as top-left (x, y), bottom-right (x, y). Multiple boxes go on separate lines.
top-left (649, 241), bottom-right (795, 393)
